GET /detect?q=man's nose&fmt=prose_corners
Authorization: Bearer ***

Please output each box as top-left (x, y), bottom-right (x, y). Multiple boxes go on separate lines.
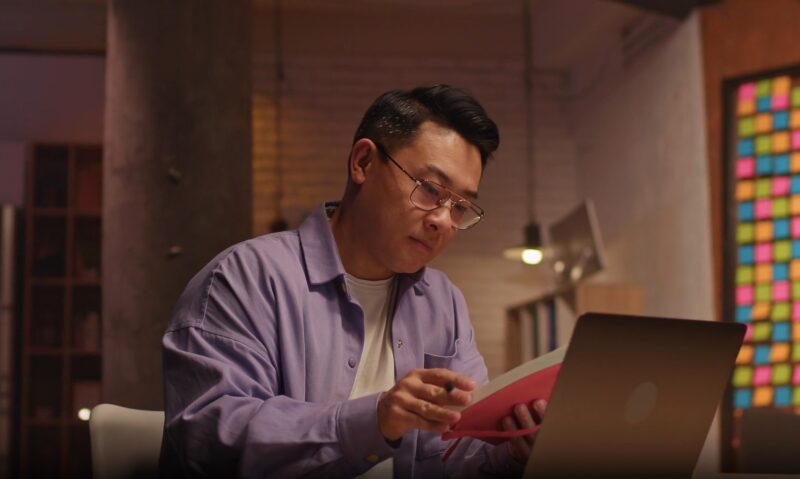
top-left (424, 201), bottom-right (456, 230)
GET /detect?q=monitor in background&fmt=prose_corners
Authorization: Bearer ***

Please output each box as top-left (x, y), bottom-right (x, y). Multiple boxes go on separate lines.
top-left (547, 199), bottom-right (605, 287)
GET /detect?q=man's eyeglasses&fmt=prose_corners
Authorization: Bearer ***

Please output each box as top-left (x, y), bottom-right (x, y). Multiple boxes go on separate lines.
top-left (373, 141), bottom-right (484, 230)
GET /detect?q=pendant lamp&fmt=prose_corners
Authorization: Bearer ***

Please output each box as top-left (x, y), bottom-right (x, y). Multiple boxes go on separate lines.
top-left (503, 0), bottom-right (544, 265)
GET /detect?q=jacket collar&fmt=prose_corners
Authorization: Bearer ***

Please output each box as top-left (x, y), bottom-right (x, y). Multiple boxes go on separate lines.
top-left (298, 201), bottom-right (429, 289)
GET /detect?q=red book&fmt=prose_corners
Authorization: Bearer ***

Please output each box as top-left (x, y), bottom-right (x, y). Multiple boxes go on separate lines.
top-left (441, 347), bottom-right (565, 457)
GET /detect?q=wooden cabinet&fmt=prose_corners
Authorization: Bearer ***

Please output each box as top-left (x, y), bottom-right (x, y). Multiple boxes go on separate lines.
top-left (20, 144), bottom-right (102, 478)
top-left (505, 283), bottom-right (642, 371)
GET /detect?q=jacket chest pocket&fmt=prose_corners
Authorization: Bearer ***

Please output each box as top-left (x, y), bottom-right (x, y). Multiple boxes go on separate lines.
top-left (422, 337), bottom-right (464, 370)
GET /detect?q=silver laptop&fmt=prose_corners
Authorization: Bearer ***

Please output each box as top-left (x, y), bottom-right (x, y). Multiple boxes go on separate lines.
top-left (524, 312), bottom-right (746, 478)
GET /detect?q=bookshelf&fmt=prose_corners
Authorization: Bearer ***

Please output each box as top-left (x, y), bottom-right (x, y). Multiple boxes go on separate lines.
top-left (505, 283), bottom-right (642, 371)
top-left (19, 144), bottom-right (102, 478)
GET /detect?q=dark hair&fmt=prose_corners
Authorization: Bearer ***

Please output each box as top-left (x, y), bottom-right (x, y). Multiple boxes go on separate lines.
top-left (353, 84), bottom-right (499, 169)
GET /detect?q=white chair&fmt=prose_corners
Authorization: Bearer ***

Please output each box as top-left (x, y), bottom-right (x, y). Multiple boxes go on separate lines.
top-left (89, 403), bottom-right (165, 479)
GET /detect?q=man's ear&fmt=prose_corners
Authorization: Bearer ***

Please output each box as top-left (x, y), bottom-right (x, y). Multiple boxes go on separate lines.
top-left (349, 138), bottom-right (375, 186)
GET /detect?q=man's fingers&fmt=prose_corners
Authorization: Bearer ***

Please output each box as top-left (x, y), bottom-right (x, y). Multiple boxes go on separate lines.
top-left (502, 416), bottom-right (531, 460)
top-left (393, 389), bottom-right (461, 424)
top-left (416, 368), bottom-right (476, 392)
top-left (514, 404), bottom-right (538, 445)
top-left (378, 368), bottom-right (478, 441)
top-left (406, 380), bottom-right (471, 407)
top-left (533, 399), bottom-right (547, 423)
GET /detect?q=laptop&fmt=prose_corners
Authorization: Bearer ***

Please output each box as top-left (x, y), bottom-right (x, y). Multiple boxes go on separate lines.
top-left (523, 312), bottom-right (746, 478)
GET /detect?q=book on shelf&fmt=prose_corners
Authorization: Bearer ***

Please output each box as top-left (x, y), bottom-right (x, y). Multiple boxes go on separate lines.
top-left (441, 346), bottom-right (565, 457)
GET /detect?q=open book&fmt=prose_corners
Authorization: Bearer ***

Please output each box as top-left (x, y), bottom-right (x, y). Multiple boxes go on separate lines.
top-left (442, 346), bottom-right (565, 447)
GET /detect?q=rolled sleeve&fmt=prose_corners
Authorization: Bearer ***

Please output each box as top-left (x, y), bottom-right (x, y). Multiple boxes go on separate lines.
top-left (337, 393), bottom-right (399, 470)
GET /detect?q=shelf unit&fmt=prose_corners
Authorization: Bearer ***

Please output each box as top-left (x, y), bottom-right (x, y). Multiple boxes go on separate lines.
top-left (505, 283), bottom-right (642, 371)
top-left (19, 144), bottom-right (102, 478)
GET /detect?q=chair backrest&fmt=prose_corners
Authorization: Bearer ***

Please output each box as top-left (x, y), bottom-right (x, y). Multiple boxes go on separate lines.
top-left (739, 407), bottom-right (800, 473)
top-left (89, 403), bottom-right (165, 479)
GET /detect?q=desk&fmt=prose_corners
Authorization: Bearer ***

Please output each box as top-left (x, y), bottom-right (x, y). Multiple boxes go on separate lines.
top-left (699, 475), bottom-right (800, 478)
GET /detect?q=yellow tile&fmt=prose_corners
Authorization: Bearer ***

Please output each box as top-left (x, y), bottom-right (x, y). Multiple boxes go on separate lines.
top-left (791, 110), bottom-right (800, 129)
top-left (739, 100), bottom-right (756, 116)
top-left (754, 386), bottom-right (773, 406)
top-left (771, 343), bottom-right (790, 362)
top-left (752, 302), bottom-right (770, 320)
top-left (737, 181), bottom-right (754, 201)
top-left (773, 76), bottom-right (791, 94)
top-left (773, 131), bottom-right (790, 153)
top-left (737, 345), bottom-right (754, 364)
top-left (755, 221), bottom-right (774, 241)
top-left (792, 262), bottom-right (800, 280)
top-left (756, 113), bottom-right (773, 133)
top-left (755, 264), bottom-right (772, 283)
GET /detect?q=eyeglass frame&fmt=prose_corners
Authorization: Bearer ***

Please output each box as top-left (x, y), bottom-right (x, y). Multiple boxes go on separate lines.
top-left (370, 140), bottom-right (485, 230)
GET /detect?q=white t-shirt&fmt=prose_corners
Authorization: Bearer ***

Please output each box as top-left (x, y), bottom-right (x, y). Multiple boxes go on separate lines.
top-left (345, 273), bottom-right (397, 479)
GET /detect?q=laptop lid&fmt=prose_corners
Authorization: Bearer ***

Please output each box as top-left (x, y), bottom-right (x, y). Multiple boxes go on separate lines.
top-left (524, 313), bottom-right (745, 479)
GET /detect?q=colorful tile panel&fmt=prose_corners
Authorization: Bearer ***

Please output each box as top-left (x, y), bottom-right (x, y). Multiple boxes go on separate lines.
top-left (731, 73), bottom-right (800, 411)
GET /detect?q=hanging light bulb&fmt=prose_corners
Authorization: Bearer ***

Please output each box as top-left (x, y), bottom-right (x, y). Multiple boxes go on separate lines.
top-left (503, 222), bottom-right (544, 265)
top-left (503, 0), bottom-right (543, 266)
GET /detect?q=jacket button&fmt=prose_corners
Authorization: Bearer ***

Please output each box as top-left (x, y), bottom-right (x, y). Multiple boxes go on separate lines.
top-left (348, 357), bottom-right (356, 368)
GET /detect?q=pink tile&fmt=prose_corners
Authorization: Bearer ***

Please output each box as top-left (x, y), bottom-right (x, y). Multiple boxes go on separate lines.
top-left (773, 176), bottom-right (791, 196)
top-left (737, 158), bottom-right (755, 178)
top-left (754, 366), bottom-right (772, 385)
top-left (755, 243), bottom-right (773, 263)
top-left (739, 83), bottom-right (756, 101)
top-left (794, 364), bottom-right (800, 384)
top-left (774, 281), bottom-right (790, 301)
top-left (793, 301), bottom-right (800, 320)
top-left (744, 323), bottom-right (753, 341)
top-left (755, 199), bottom-right (773, 219)
top-left (793, 130), bottom-right (800, 150)
top-left (773, 94), bottom-right (789, 110)
top-left (736, 285), bottom-right (754, 305)
top-left (792, 218), bottom-right (800, 238)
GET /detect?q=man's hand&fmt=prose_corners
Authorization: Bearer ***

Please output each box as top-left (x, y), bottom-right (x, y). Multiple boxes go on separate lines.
top-left (378, 368), bottom-right (476, 441)
top-left (502, 399), bottom-right (547, 463)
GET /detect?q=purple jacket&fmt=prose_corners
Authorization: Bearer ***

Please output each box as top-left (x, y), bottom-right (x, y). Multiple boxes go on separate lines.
top-left (160, 202), bottom-right (523, 478)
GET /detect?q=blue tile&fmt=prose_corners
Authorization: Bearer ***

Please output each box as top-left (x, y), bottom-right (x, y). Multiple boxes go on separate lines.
top-left (736, 306), bottom-right (752, 323)
top-left (773, 323), bottom-right (790, 342)
top-left (791, 176), bottom-right (800, 194)
top-left (774, 111), bottom-right (789, 130)
top-left (775, 219), bottom-right (790, 238)
top-left (793, 240), bottom-right (800, 259)
top-left (775, 386), bottom-right (792, 406)
top-left (756, 155), bottom-right (773, 176)
top-left (739, 139), bottom-right (755, 157)
top-left (754, 345), bottom-right (771, 365)
top-left (734, 388), bottom-right (752, 408)
top-left (739, 245), bottom-right (755, 264)
top-left (774, 262), bottom-right (788, 280)
top-left (739, 202), bottom-right (755, 221)
top-left (775, 154), bottom-right (791, 174)
top-left (757, 96), bottom-right (772, 112)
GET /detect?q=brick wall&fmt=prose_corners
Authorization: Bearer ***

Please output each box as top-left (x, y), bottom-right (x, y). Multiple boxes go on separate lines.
top-left (251, 2), bottom-right (580, 378)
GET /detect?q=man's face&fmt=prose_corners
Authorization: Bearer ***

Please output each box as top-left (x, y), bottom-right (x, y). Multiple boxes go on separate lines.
top-left (351, 121), bottom-right (483, 278)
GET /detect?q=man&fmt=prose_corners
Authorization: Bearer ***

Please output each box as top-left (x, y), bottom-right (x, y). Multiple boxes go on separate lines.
top-left (160, 85), bottom-right (545, 478)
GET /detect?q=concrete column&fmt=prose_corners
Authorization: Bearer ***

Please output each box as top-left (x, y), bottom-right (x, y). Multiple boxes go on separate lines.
top-left (103, 0), bottom-right (252, 409)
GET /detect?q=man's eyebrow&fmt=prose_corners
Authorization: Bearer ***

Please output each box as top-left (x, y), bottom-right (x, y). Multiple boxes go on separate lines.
top-left (423, 163), bottom-right (479, 200)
